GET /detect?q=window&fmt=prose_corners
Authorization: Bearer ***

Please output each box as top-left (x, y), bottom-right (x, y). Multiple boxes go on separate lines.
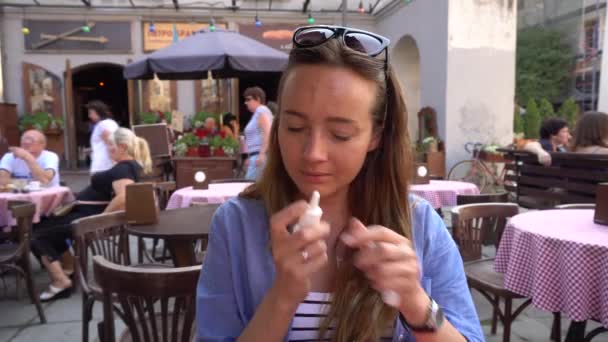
top-left (584, 19), bottom-right (599, 50)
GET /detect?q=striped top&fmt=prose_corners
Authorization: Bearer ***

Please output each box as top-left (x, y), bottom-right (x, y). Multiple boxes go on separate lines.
top-left (288, 292), bottom-right (393, 342)
top-left (243, 105), bottom-right (273, 153)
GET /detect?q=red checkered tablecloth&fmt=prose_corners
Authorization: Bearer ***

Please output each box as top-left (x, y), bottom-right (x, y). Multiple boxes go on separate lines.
top-left (495, 210), bottom-right (608, 327)
top-left (166, 182), bottom-right (252, 209)
top-left (409, 180), bottom-right (479, 209)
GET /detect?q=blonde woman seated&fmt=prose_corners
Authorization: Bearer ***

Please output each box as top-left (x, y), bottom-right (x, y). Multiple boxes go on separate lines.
top-left (571, 111), bottom-right (608, 154)
top-left (30, 128), bottom-right (152, 301)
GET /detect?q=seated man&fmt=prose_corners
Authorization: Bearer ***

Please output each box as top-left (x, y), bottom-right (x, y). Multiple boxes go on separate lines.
top-left (523, 117), bottom-right (571, 166)
top-left (0, 130), bottom-right (60, 187)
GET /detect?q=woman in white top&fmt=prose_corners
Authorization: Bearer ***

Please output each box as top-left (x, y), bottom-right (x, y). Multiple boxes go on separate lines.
top-left (571, 111), bottom-right (608, 155)
top-left (86, 100), bottom-right (119, 174)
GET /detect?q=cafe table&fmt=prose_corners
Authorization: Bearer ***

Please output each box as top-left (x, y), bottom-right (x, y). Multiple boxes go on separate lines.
top-left (0, 186), bottom-right (74, 227)
top-left (409, 180), bottom-right (480, 209)
top-left (166, 182), bottom-right (252, 209)
top-left (495, 209), bottom-right (608, 341)
top-left (125, 205), bottom-right (219, 267)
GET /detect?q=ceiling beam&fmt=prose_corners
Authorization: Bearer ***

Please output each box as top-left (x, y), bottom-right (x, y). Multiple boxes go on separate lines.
top-left (128, 0), bottom-right (135, 7)
top-left (268, 0), bottom-right (272, 11)
top-left (302, 0), bottom-right (310, 13)
top-left (369, 0), bottom-right (381, 14)
top-left (32, 0), bottom-right (40, 5)
top-left (81, 0), bottom-right (91, 6)
top-left (172, 0), bottom-right (179, 10)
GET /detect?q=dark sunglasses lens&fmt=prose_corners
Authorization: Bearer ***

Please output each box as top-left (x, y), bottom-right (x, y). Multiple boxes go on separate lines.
top-left (344, 32), bottom-right (384, 55)
top-left (294, 28), bottom-right (334, 46)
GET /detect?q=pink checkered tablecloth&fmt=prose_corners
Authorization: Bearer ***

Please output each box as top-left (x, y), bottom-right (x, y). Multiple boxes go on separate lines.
top-left (495, 209), bottom-right (608, 327)
top-left (0, 186), bottom-right (75, 227)
top-left (166, 182), bottom-right (253, 209)
top-left (409, 180), bottom-right (479, 208)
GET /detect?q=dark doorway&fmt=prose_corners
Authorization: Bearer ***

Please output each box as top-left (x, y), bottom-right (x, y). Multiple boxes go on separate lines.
top-left (238, 72), bottom-right (281, 128)
top-left (72, 63), bottom-right (128, 150)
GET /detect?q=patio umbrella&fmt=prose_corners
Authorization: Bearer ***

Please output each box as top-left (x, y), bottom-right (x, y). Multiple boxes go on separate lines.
top-left (124, 29), bottom-right (289, 80)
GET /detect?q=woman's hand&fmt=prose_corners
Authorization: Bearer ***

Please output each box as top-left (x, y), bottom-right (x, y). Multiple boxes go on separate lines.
top-left (269, 201), bottom-right (330, 306)
top-left (340, 218), bottom-right (430, 326)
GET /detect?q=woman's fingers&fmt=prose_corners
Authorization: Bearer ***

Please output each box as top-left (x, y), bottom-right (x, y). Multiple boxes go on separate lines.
top-left (341, 218), bottom-right (407, 248)
top-left (269, 201), bottom-right (308, 241)
top-left (353, 241), bottom-right (413, 270)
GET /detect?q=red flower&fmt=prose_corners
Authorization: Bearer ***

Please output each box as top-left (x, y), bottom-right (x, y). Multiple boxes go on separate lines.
top-left (195, 128), bottom-right (207, 139)
top-left (219, 131), bottom-right (226, 138)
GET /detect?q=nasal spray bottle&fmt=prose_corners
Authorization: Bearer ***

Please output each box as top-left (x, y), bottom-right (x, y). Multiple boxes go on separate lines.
top-left (293, 191), bottom-right (322, 233)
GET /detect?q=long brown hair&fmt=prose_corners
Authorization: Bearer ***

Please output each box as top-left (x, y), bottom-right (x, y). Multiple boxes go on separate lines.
top-left (242, 38), bottom-right (414, 341)
top-left (572, 111), bottom-right (608, 150)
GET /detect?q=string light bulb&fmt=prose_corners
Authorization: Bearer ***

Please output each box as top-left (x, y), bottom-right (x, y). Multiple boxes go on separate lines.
top-left (307, 13), bottom-right (315, 24)
top-left (149, 22), bottom-right (156, 33)
top-left (82, 25), bottom-right (91, 33)
top-left (21, 27), bottom-right (30, 35)
top-left (255, 15), bottom-right (262, 27)
top-left (209, 17), bottom-right (216, 32)
top-left (357, 0), bottom-right (365, 13)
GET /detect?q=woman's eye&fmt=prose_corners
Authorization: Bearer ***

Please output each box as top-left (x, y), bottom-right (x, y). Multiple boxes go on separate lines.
top-left (332, 134), bottom-right (351, 141)
top-left (287, 127), bottom-right (304, 132)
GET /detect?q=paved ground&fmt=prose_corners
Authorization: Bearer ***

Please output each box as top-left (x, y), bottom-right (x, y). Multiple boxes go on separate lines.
top-left (0, 172), bottom-right (606, 342)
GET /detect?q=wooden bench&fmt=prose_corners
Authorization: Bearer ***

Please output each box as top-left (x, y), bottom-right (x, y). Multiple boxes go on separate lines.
top-left (498, 148), bottom-right (608, 209)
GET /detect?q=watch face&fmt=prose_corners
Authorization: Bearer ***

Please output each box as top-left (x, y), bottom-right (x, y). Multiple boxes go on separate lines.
top-left (432, 300), bottom-right (445, 329)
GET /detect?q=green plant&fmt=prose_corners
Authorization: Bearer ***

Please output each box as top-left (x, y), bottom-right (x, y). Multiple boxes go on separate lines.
top-left (140, 112), bottom-right (159, 124)
top-left (524, 99), bottom-right (541, 139)
top-left (538, 98), bottom-right (555, 122)
top-left (222, 136), bottom-right (239, 155)
top-left (209, 135), bottom-right (223, 149)
top-left (163, 111), bottom-right (172, 124)
top-left (516, 27), bottom-right (575, 105)
top-left (557, 97), bottom-right (578, 128)
top-left (514, 107), bottom-right (525, 134)
top-left (18, 112), bottom-right (53, 131)
top-left (176, 133), bottom-right (200, 148)
top-left (173, 142), bottom-right (188, 156)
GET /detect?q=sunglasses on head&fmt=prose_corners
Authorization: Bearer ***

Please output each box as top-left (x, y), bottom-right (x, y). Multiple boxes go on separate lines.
top-left (293, 25), bottom-right (390, 59)
top-left (293, 25), bottom-right (392, 126)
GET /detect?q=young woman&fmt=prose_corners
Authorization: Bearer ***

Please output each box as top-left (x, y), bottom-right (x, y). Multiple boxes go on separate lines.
top-left (196, 26), bottom-right (483, 342)
top-left (86, 100), bottom-right (119, 174)
top-left (571, 111), bottom-right (608, 154)
top-left (31, 128), bottom-right (152, 301)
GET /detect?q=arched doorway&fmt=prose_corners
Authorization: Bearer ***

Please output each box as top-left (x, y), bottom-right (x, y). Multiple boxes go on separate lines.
top-left (392, 35), bottom-right (421, 141)
top-left (71, 63), bottom-right (128, 157)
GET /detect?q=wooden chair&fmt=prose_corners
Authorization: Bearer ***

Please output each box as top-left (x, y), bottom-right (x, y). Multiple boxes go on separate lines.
top-left (555, 203), bottom-right (596, 209)
top-left (453, 203), bottom-right (559, 342)
top-left (0, 201), bottom-right (46, 323)
top-left (137, 181), bottom-right (177, 264)
top-left (72, 211), bottom-right (131, 342)
top-left (455, 192), bottom-right (510, 245)
top-left (456, 192), bottom-right (510, 206)
top-left (93, 255), bottom-right (200, 342)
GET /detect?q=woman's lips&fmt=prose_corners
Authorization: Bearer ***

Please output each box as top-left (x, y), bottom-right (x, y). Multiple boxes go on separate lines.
top-left (301, 171), bottom-right (331, 183)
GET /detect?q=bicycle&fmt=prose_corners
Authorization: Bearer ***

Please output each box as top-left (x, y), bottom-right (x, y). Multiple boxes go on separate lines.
top-left (447, 142), bottom-right (509, 193)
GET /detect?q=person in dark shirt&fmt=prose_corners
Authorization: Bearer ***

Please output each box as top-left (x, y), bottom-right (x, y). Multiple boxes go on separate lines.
top-left (31, 127), bottom-right (152, 301)
top-left (524, 117), bottom-right (571, 166)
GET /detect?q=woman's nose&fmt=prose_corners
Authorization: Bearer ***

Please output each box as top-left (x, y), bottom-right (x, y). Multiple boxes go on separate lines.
top-left (303, 131), bottom-right (328, 162)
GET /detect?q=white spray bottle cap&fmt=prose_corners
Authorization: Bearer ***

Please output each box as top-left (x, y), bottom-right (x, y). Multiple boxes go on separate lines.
top-left (293, 191), bottom-right (322, 232)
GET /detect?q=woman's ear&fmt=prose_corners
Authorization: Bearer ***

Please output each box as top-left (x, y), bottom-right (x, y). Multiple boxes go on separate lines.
top-left (367, 130), bottom-right (381, 152)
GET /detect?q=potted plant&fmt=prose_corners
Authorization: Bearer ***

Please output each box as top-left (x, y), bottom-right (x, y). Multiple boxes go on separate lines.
top-left (173, 141), bottom-right (188, 157)
top-left (18, 112), bottom-right (53, 131)
top-left (210, 135), bottom-right (224, 156)
top-left (198, 134), bottom-right (211, 157)
top-left (175, 133), bottom-right (200, 157)
top-left (140, 112), bottom-right (160, 125)
top-left (222, 136), bottom-right (239, 156)
top-left (46, 117), bottom-right (64, 135)
top-left (422, 136), bottom-right (439, 153)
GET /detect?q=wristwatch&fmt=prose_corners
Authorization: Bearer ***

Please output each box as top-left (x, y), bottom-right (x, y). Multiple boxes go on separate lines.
top-left (400, 296), bottom-right (445, 332)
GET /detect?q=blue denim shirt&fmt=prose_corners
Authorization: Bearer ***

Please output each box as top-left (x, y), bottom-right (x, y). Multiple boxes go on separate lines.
top-left (196, 196), bottom-right (484, 342)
